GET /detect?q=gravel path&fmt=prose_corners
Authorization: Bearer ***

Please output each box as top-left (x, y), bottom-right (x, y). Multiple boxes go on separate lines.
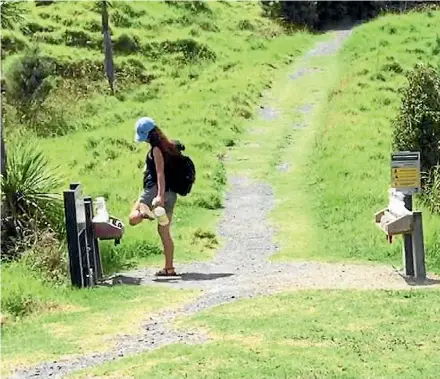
top-left (9, 29), bottom-right (439, 379)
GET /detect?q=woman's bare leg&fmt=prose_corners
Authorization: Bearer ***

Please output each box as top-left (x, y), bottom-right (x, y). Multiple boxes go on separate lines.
top-left (157, 213), bottom-right (174, 271)
top-left (128, 201), bottom-right (154, 226)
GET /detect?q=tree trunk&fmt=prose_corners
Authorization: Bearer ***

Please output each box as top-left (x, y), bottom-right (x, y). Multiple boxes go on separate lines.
top-left (101, 3), bottom-right (115, 94)
top-left (1, 124), bottom-right (6, 180)
top-left (1, 86), bottom-right (7, 180)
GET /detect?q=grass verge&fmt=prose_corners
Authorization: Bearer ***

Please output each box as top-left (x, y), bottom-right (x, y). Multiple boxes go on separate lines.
top-left (69, 289), bottom-right (440, 379)
top-left (268, 10), bottom-right (440, 271)
top-left (1, 262), bottom-right (199, 377)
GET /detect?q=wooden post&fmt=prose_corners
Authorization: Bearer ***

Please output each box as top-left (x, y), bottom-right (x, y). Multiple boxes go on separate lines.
top-left (403, 194), bottom-right (414, 276)
top-left (411, 211), bottom-right (426, 281)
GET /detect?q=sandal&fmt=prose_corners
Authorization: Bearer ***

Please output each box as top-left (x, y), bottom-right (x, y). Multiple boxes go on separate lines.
top-left (155, 267), bottom-right (177, 277)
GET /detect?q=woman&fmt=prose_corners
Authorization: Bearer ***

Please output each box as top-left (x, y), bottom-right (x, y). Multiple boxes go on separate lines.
top-left (129, 116), bottom-right (183, 277)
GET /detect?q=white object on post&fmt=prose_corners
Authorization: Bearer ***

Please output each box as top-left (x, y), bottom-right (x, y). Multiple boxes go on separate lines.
top-left (93, 197), bottom-right (109, 223)
top-left (388, 188), bottom-right (411, 218)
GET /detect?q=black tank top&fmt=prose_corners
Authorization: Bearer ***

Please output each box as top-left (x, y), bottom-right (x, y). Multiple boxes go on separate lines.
top-left (143, 149), bottom-right (158, 190)
top-left (142, 141), bottom-right (185, 190)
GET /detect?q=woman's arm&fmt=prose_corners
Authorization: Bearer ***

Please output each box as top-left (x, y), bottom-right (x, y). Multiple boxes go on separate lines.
top-left (152, 147), bottom-right (165, 205)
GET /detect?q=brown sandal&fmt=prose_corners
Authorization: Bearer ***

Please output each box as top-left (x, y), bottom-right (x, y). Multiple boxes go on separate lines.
top-left (155, 268), bottom-right (177, 277)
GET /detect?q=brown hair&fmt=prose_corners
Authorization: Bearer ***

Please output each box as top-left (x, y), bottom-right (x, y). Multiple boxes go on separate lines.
top-left (149, 127), bottom-right (179, 158)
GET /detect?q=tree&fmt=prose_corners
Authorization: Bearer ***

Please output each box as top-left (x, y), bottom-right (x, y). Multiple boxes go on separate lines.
top-left (94, 0), bottom-right (115, 94)
top-left (0, 0), bottom-right (25, 181)
top-left (1, 119), bottom-right (6, 180)
top-left (0, 0), bottom-right (24, 29)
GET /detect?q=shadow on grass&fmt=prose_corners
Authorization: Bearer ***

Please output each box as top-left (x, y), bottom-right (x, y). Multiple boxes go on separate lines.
top-left (97, 272), bottom-right (234, 287)
top-left (98, 275), bottom-right (143, 287)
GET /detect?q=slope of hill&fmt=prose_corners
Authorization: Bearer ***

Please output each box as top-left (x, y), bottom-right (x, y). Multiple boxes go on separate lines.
top-left (2, 1), bottom-right (319, 269)
top-left (1, 1), bottom-right (321, 324)
top-left (269, 8), bottom-right (440, 272)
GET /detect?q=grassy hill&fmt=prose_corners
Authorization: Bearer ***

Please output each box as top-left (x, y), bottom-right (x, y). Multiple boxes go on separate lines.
top-left (2, 3), bottom-right (440, 377)
top-left (269, 9), bottom-right (440, 271)
top-left (2, 1), bottom-right (318, 270)
top-left (1, 0), bottom-right (320, 323)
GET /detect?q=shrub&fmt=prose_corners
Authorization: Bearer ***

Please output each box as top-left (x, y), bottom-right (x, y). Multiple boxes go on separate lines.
top-left (83, 19), bottom-right (102, 33)
top-left (112, 9), bottom-right (133, 28)
top-left (261, 1), bottom-right (437, 30)
top-left (392, 63), bottom-right (440, 172)
top-left (1, 141), bottom-right (64, 258)
top-left (193, 191), bottom-right (223, 209)
top-left (420, 165), bottom-right (440, 214)
top-left (238, 19), bottom-right (255, 31)
top-left (116, 2), bottom-right (146, 18)
top-left (165, 0), bottom-right (211, 15)
top-left (32, 31), bottom-right (63, 45)
top-left (63, 28), bottom-right (99, 48)
top-left (160, 38), bottom-right (216, 62)
top-left (4, 48), bottom-right (55, 119)
top-left (113, 33), bottom-right (141, 55)
top-left (1, 33), bottom-right (28, 59)
top-left (35, 0), bottom-right (55, 6)
top-left (2, 289), bottom-right (38, 318)
top-left (20, 21), bottom-right (57, 36)
top-left (1, 0), bottom-right (25, 29)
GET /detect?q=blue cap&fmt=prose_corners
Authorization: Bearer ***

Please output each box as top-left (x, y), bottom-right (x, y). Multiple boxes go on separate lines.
top-left (134, 117), bottom-right (156, 142)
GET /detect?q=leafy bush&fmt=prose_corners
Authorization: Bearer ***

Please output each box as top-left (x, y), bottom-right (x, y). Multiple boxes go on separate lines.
top-left (20, 21), bottom-right (57, 36)
top-left (35, 0), bottom-right (55, 6)
top-left (116, 2), bottom-right (146, 18)
top-left (392, 64), bottom-right (440, 172)
top-left (4, 48), bottom-right (55, 117)
top-left (113, 33), bottom-right (141, 55)
top-left (63, 28), bottom-right (99, 48)
top-left (2, 289), bottom-right (38, 317)
top-left (165, 0), bottom-right (212, 15)
top-left (1, 141), bottom-right (64, 258)
top-left (261, 1), bottom-right (438, 30)
top-left (392, 64), bottom-right (440, 214)
top-left (160, 38), bottom-right (216, 62)
top-left (32, 31), bottom-right (63, 45)
top-left (420, 165), bottom-right (440, 214)
top-left (0, 0), bottom-right (25, 29)
top-left (112, 9), bottom-right (133, 28)
top-left (1, 33), bottom-right (28, 58)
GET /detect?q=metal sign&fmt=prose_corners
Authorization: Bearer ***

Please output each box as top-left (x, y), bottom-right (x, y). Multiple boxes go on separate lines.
top-left (391, 151), bottom-right (421, 192)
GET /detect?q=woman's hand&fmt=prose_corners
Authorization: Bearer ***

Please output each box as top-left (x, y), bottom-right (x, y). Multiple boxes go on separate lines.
top-left (153, 195), bottom-right (164, 207)
top-left (152, 147), bottom-right (166, 208)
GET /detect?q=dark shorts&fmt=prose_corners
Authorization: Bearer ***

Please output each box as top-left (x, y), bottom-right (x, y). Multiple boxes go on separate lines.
top-left (139, 184), bottom-right (177, 214)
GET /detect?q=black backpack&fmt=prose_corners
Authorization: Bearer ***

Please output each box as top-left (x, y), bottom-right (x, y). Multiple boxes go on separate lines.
top-left (166, 153), bottom-right (196, 196)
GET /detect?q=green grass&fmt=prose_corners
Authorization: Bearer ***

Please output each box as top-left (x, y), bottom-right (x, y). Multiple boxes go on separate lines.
top-left (1, 1), bottom-right (320, 324)
top-left (1, 262), bottom-right (199, 377)
top-left (260, 10), bottom-right (440, 270)
top-left (69, 289), bottom-right (440, 379)
top-left (3, 1), bottom-right (319, 271)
